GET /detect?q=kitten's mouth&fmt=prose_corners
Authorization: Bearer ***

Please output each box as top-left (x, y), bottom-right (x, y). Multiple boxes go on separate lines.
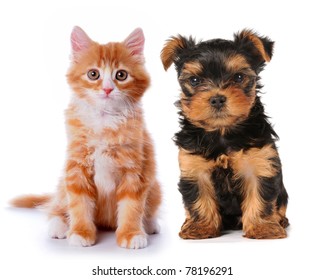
top-left (98, 93), bottom-right (110, 99)
top-left (101, 109), bottom-right (120, 116)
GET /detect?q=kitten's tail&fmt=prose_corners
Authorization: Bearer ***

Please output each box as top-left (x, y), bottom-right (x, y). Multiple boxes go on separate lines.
top-left (10, 194), bottom-right (52, 208)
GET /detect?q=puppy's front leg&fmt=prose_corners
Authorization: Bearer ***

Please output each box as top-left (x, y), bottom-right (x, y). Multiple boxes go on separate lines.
top-left (230, 146), bottom-right (287, 239)
top-left (178, 149), bottom-right (222, 239)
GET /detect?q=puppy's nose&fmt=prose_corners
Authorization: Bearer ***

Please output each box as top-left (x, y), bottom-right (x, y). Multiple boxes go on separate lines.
top-left (210, 95), bottom-right (227, 109)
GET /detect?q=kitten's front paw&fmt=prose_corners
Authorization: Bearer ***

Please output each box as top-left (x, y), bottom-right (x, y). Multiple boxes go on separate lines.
top-left (123, 234), bottom-right (148, 249)
top-left (48, 217), bottom-right (68, 239)
top-left (68, 233), bottom-right (95, 247)
top-left (116, 231), bottom-right (148, 249)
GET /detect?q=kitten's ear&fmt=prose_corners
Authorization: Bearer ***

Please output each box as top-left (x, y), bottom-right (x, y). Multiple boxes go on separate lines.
top-left (161, 35), bottom-right (196, 71)
top-left (123, 28), bottom-right (145, 58)
top-left (234, 29), bottom-right (274, 63)
top-left (70, 26), bottom-right (92, 61)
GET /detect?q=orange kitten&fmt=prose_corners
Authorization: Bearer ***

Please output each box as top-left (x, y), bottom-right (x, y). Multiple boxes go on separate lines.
top-left (11, 26), bottom-right (161, 249)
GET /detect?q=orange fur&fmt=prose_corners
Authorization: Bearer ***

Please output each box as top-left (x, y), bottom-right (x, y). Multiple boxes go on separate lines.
top-left (11, 194), bottom-right (51, 208)
top-left (11, 27), bottom-right (161, 249)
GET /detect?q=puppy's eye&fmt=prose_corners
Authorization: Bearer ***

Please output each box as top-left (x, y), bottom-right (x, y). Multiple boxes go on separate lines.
top-left (87, 69), bottom-right (100, 80)
top-left (189, 76), bottom-right (201, 87)
top-left (116, 70), bottom-right (128, 81)
top-left (233, 73), bottom-right (245, 83)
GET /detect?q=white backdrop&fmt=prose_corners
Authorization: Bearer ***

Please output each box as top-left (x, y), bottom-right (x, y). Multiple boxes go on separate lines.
top-left (1, 0), bottom-right (323, 279)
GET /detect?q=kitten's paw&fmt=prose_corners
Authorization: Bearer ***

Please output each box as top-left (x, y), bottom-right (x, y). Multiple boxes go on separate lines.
top-left (68, 233), bottom-right (95, 247)
top-left (126, 234), bottom-right (148, 249)
top-left (48, 217), bottom-right (68, 239)
top-left (144, 218), bottom-right (160, 235)
top-left (117, 232), bottom-right (148, 249)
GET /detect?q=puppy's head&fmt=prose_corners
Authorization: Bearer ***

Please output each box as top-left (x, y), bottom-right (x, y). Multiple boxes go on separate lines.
top-left (161, 29), bottom-right (274, 131)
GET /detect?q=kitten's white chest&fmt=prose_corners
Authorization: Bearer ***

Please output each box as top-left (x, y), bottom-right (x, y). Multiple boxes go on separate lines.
top-left (93, 142), bottom-right (116, 195)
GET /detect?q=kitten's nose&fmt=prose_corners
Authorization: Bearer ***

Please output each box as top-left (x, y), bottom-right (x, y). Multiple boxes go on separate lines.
top-left (103, 88), bottom-right (113, 95)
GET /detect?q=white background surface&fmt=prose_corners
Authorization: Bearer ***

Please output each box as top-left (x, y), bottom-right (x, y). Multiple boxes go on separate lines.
top-left (1, 0), bottom-right (323, 279)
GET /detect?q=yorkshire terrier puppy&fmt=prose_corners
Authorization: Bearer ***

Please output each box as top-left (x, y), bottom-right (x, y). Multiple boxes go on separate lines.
top-left (161, 30), bottom-right (289, 239)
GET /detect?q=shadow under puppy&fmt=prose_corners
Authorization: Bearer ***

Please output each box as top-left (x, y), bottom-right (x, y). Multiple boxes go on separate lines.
top-left (161, 30), bottom-right (289, 239)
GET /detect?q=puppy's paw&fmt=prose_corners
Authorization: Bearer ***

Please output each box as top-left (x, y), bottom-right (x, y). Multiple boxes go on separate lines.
top-left (179, 218), bottom-right (220, 239)
top-left (279, 216), bottom-right (289, 228)
top-left (116, 231), bottom-right (148, 249)
top-left (68, 233), bottom-right (96, 247)
top-left (48, 217), bottom-right (68, 239)
top-left (244, 222), bottom-right (287, 239)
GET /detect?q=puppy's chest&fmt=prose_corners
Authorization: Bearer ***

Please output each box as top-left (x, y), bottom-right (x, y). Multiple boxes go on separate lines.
top-left (211, 154), bottom-right (239, 192)
top-left (179, 148), bottom-right (239, 190)
top-left (176, 129), bottom-right (238, 160)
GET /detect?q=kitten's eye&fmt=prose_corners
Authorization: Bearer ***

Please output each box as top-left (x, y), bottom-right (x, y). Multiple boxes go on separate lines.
top-left (189, 76), bottom-right (201, 87)
top-left (233, 73), bottom-right (245, 83)
top-left (116, 70), bottom-right (128, 81)
top-left (87, 69), bottom-right (100, 80)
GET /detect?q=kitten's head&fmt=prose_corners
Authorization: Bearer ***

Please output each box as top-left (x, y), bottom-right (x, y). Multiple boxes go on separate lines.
top-left (67, 26), bottom-right (149, 111)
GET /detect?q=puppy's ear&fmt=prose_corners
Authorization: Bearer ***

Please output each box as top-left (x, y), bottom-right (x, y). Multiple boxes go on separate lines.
top-left (161, 35), bottom-right (196, 71)
top-left (234, 29), bottom-right (274, 63)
